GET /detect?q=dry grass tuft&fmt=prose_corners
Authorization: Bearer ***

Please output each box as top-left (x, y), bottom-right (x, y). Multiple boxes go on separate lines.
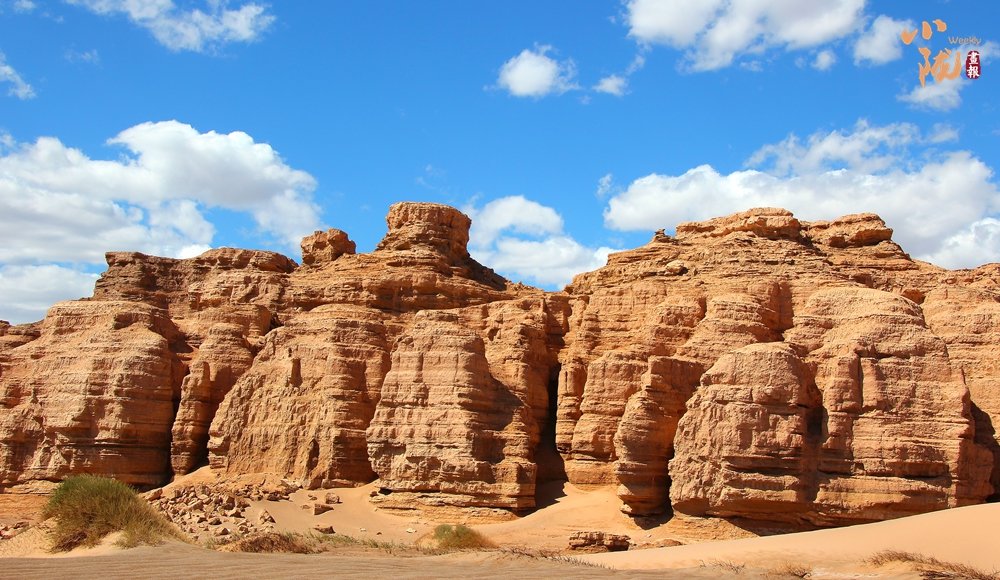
top-left (499, 546), bottom-right (613, 569)
top-left (217, 532), bottom-right (315, 554)
top-left (769, 561), bottom-right (812, 578)
top-left (310, 532), bottom-right (433, 555)
top-left (702, 559), bottom-right (746, 574)
top-left (431, 524), bottom-right (495, 550)
top-left (868, 550), bottom-right (999, 580)
top-left (43, 475), bottom-right (181, 552)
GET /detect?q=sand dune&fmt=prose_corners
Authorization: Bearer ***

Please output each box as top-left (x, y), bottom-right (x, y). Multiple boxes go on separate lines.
top-left (583, 501), bottom-right (1000, 574)
top-left (2, 478), bottom-right (997, 579)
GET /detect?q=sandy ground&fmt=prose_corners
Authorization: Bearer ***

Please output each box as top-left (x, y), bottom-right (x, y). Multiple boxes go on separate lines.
top-left (582, 502), bottom-right (1000, 575)
top-left (1, 474), bottom-right (997, 579)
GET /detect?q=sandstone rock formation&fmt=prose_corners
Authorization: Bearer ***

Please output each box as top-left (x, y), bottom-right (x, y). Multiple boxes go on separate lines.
top-left (0, 203), bottom-right (998, 528)
top-left (556, 208), bottom-right (996, 523)
top-left (366, 300), bottom-right (558, 511)
top-left (0, 302), bottom-right (183, 487)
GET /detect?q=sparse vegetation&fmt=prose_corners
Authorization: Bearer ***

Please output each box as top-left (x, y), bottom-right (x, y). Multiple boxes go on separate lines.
top-left (218, 532), bottom-right (315, 554)
top-left (309, 532), bottom-right (433, 555)
top-left (868, 550), bottom-right (999, 580)
top-left (702, 559), bottom-right (746, 574)
top-left (431, 524), bottom-right (495, 549)
top-left (43, 475), bottom-right (181, 551)
top-left (499, 546), bottom-right (613, 570)
top-left (770, 561), bottom-right (812, 578)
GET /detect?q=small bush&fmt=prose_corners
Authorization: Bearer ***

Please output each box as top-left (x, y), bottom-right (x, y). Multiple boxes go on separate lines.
top-left (431, 524), bottom-right (495, 550)
top-left (43, 475), bottom-right (179, 551)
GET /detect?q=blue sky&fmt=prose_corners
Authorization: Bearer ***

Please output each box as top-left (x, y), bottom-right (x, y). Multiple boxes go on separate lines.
top-left (0, 0), bottom-right (998, 323)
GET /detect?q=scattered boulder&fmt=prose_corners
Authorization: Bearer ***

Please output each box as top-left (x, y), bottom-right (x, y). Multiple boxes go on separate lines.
top-left (568, 531), bottom-right (631, 552)
top-left (312, 503), bottom-right (334, 516)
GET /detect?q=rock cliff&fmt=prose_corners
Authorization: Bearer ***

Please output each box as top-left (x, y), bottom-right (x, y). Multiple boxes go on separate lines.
top-left (0, 203), bottom-right (997, 527)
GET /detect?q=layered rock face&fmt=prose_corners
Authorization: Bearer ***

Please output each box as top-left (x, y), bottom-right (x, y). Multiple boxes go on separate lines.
top-left (207, 304), bottom-right (390, 487)
top-left (0, 203), bottom-right (998, 528)
top-left (0, 302), bottom-right (183, 487)
top-left (557, 209), bottom-right (996, 523)
top-left (366, 298), bottom-right (559, 510)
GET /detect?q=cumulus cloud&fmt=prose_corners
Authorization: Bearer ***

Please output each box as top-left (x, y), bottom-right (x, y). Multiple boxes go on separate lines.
top-left (465, 195), bottom-right (613, 287)
top-left (924, 218), bottom-right (1000, 270)
top-left (0, 121), bottom-right (320, 321)
top-left (0, 265), bottom-right (99, 324)
top-left (853, 15), bottom-right (913, 65)
top-left (898, 75), bottom-right (966, 111)
top-left (812, 49), bottom-right (837, 70)
top-left (745, 120), bottom-right (919, 175)
top-left (67, 0), bottom-right (275, 53)
top-left (604, 120), bottom-right (1000, 269)
top-left (0, 121), bottom-right (320, 266)
top-left (466, 195), bottom-right (563, 248)
top-left (496, 45), bottom-right (578, 98)
top-left (594, 74), bottom-right (627, 96)
top-left (0, 51), bottom-right (34, 99)
top-left (593, 53), bottom-right (645, 96)
top-left (625, 0), bottom-right (865, 70)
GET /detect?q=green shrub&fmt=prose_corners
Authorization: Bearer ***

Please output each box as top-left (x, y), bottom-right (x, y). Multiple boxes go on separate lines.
top-left (43, 475), bottom-right (179, 551)
top-left (431, 524), bottom-right (495, 550)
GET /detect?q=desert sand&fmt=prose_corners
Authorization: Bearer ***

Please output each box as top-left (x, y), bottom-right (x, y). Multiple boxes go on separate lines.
top-left (2, 473), bottom-right (997, 579)
top-left (584, 501), bottom-right (1000, 574)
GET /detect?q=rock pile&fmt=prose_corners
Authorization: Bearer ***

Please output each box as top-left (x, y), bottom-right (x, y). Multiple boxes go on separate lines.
top-left (568, 531), bottom-right (631, 552)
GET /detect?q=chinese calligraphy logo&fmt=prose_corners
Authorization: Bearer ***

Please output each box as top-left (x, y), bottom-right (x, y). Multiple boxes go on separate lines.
top-left (966, 51), bottom-right (981, 79)
top-left (901, 19), bottom-right (982, 86)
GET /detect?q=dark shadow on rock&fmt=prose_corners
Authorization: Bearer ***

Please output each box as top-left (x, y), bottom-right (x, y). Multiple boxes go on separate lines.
top-left (971, 402), bottom-right (1000, 502)
top-left (532, 479), bottom-right (568, 510)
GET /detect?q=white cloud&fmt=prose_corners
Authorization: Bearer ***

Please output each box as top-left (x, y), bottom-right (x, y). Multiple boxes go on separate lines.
top-left (67, 0), bottom-right (275, 53)
top-left (604, 121), bottom-right (1000, 269)
top-left (928, 123), bottom-right (959, 143)
top-left (12, 0), bottom-right (36, 12)
top-left (898, 76), bottom-right (966, 111)
top-left (496, 45), bottom-right (578, 98)
top-left (626, 0), bottom-right (865, 71)
top-left (925, 218), bottom-right (1000, 270)
top-left (594, 53), bottom-right (646, 96)
top-left (812, 49), bottom-right (837, 70)
top-left (594, 74), bottom-right (627, 96)
top-left (596, 173), bottom-right (615, 197)
top-left (853, 15), bottom-right (913, 65)
top-left (0, 265), bottom-right (99, 324)
top-left (465, 195), bottom-right (613, 288)
top-left (0, 51), bottom-right (35, 99)
top-left (626, 0), bottom-right (720, 46)
top-left (465, 195), bottom-right (563, 248)
top-left (65, 48), bottom-right (101, 64)
top-left (745, 119), bottom-right (919, 176)
top-left (0, 120), bottom-right (320, 266)
top-left (480, 236), bottom-right (614, 287)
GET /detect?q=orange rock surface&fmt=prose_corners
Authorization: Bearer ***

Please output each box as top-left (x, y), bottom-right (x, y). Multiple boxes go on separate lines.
top-left (0, 204), bottom-right (997, 527)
